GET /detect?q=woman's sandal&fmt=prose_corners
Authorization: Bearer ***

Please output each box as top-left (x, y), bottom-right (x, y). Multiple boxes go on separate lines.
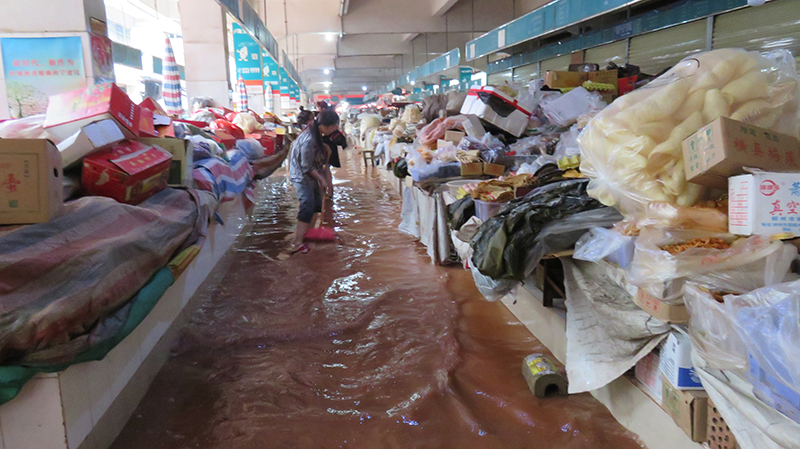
top-left (290, 244), bottom-right (310, 255)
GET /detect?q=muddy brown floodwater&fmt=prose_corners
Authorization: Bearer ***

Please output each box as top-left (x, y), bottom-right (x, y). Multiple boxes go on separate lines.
top-left (111, 151), bottom-right (645, 449)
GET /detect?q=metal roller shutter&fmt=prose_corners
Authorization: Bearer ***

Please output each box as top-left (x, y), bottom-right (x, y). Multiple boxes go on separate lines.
top-left (585, 41), bottom-right (628, 67)
top-left (713, 0), bottom-right (800, 59)
top-left (540, 54), bottom-right (572, 72)
top-left (628, 20), bottom-right (706, 75)
top-left (513, 63), bottom-right (539, 83)
top-left (487, 70), bottom-right (512, 86)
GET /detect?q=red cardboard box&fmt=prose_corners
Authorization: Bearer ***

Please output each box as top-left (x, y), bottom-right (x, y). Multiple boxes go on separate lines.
top-left (82, 140), bottom-right (172, 205)
top-left (44, 83), bottom-right (142, 141)
top-left (211, 130), bottom-right (237, 150)
top-left (138, 108), bottom-right (158, 137)
top-left (246, 132), bottom-right (277, 156)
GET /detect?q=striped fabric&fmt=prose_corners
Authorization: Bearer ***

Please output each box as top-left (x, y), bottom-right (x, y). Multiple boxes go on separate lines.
top-left (193, 149), bottom-right (255, 207)
top-left (236, 75), bottom-right (248, 112)
top-left (162, 36), bottom-right (183, 116)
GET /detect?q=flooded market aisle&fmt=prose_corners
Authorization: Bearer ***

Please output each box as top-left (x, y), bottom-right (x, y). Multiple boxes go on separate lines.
top-left (111, 152), bottom-right (644, 449)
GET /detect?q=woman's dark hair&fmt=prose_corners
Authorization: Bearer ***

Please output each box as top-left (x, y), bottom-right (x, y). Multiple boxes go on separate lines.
top-left (296, 110), bottom-right (314, 128)
top-left (306, 109), bottom-right (339, 152)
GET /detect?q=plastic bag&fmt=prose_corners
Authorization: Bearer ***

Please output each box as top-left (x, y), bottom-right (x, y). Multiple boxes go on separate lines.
top-left (446, 91), bottom-right (468, 112)
top-left (0, 114), bottom-right (50, 140)
top-left (233, 112), bottom-right (262, 134)
top-left (574, 227), bottom-right (636, 268)
top-left (579, 48), bottom-right (800, 217)
top-left (629, 229), bottom-right (797, 305)
top-left (726, 279), bottom-right (800, 394)
top-left (398, 187), bottom-right (420, 238)
top-left (235, 138), bottom-right (265, 161)
top-left (470, 264), bottom-right (518, 302)
top-left (401, 104), bottom-right (422, 124)
top-left (637, 202), bottom-right (728, 233)
top-left (530, 208), bottom-right (624, 269)
top-left (553, 125), bottom-right (581, 159)
top-left (542, 87), bottom-right (606, 127)
top-left (684, 283), bottom-right (748, 370)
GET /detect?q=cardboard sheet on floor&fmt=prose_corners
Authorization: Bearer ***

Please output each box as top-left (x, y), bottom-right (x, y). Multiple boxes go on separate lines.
top-left (692, 352), bottom-right (800, 449)
top-left (562, 258), bottom-right (670, 394)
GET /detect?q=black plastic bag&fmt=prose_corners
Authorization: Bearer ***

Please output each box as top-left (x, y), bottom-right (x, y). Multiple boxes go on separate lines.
top-left (447, 196), bottom-right (475, 231)
top-left (470, 179), bottom-right (609, 281)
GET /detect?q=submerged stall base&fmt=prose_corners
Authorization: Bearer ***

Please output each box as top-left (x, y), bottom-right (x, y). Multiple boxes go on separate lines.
top-left (110, 153), bottom-right (645, 449)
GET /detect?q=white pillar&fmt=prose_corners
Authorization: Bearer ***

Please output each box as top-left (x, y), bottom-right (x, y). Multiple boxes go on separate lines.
top-left (179, 0), bottom-right (231, 112)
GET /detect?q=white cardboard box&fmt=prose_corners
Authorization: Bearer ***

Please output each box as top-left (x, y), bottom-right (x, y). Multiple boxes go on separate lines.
top-left (56, 119), bottom-right (129, 168)
top-left (729, 172), bottom-right (800, 236)
top-left (0, 139), bottom-right (63, 225)
top-left (460, 86), bottom-right (532, 137)
top-left (660, 332), bottom-right (703, 390)
top-left (635, 349), bottom-right (664, 404)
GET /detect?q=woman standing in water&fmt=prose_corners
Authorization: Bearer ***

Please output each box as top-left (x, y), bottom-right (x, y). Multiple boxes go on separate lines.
top-left (289, 110), bottom-right (340, 254)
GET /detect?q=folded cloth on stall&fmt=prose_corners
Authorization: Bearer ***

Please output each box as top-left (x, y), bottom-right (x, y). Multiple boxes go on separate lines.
top-left (562, 258), bottom-right (669, 394)
top-left (193, 149), bottom-right (255, 206)
top-left (0, 188), bottom-right (213, 366)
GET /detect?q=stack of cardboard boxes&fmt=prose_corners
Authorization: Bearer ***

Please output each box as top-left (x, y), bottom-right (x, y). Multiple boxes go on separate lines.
top-left (0, 83), bottom-right (194, 226)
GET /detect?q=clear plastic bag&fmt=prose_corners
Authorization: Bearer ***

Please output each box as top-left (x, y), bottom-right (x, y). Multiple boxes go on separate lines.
top-left (629, 229), bottom-right (797, 305)
top-left (542, 87), bottom-right (606, 127)
top-left (637, 202), bottom-right (728, 233)
top-left (684, 283), bottom-right (748, 370)
top-left (579, 48), bottom-right (800, 217)
top-left (574, 227), bottom-right (635, 267)
top-left (553, 125), bottom-right (582, 159)
top-left (726, 280), bottom-right (800, 394)
top-left (470, 263), bottom-right (518, 302)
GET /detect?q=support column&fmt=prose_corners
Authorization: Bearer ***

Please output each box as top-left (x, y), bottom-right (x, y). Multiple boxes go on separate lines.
top-left (179, 0), bottom-right (231, 112)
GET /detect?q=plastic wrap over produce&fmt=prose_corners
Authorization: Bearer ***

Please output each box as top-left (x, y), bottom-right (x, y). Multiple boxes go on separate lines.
top-left (628, 230), bottom-right (797, 305)
top-left (727, 280), bottom-right (800, 398)
top-left (579, 49), bottom-right (800, 216)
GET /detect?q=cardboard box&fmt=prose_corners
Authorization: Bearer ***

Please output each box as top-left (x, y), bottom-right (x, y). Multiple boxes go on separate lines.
top-left (0, 139), bottom-right (63, 224)
top-left (461, 162), bottom-right (483, 177)
top-left (44, 83), bottom-right (142, 142)
top-left (211, 130), bottom-right (236, 150)
top-left (635, 349), bottom-right (664, 404)
top-left (56, 119), bottom-right (127, 167)
top-left (587, 70), bottom-right (619, 98)
top-left (138, 137), bottom-right (193, 187)
top-left (82, 140), bottom-right (172, 205)
top-left (660, 332), bottom-right (704, 390)
top-left (246, 133), bottom-right (278, 156)
top-left (544, 71), bottom-right (587, 89)
top-left (437, 139), bottom-right (454, 150)
top-left (138, 108), bottom-right (158, 137)
top-left (462, 115), bottom-right (486, 139)
top-left (633, 289), bottom-right (689, 324)
top-left (444, 130), bottom-right (466, 143)
top-left (662, 375), bottom-right (709, 442)
top-left (729, 172), bottom-right (800, 236)
top-left (683, 117), bottom-right (800, 189)
top-left (460, 86), bottom-right (533, 137)
top-left (483, 162), bottom-right (505, 178)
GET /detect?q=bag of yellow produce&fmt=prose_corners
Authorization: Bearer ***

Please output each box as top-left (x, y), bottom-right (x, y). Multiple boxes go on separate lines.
top-left (579, 48), bottom-right (800, 216)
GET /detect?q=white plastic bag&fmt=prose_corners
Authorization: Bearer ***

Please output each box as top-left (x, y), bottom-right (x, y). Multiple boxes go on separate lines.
top-left (470, 263), bottom-right (518, 302)
top-left (629, 230), bottom-right (797, 305)
top-left (542, 87), bottom-right (605, 127)
top-left (684, 283), bottom-right (748, 370)
top-left (579, 48), bottom-right (800, 216)
top-left (574, 227), bottom-right (635, 268)
top-left (0, 114), bottom-right (50, 140)
top-left (727, 280), bottom-right (800, 394)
